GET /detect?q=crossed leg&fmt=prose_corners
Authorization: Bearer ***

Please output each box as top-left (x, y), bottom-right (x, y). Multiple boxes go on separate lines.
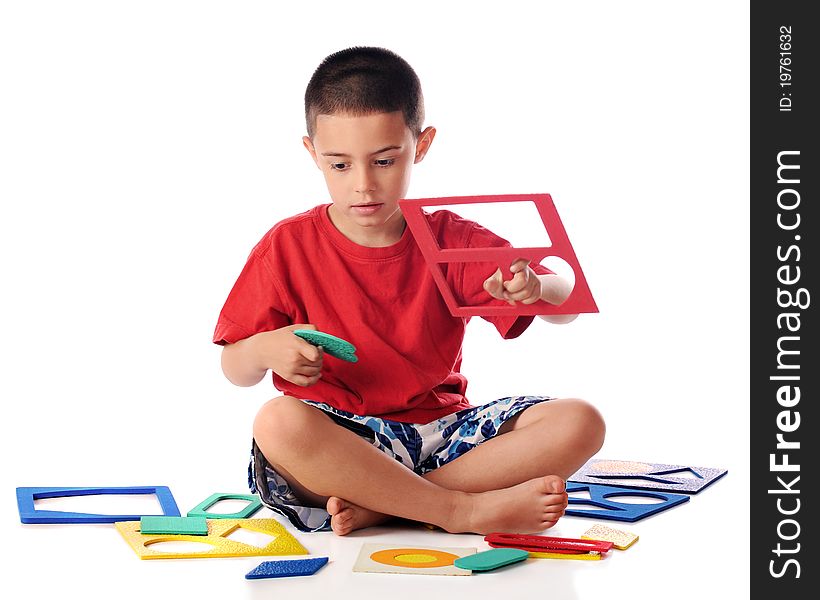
top-left (253, 396), bottom-right (605, 535)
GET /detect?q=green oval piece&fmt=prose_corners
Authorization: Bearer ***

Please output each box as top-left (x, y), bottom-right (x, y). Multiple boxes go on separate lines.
top-left (293, 330), bottom-right (358, 362)
top-left (453, 548), bottom-right (529, 571)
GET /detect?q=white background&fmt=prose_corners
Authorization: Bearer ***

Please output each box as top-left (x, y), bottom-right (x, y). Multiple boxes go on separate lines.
top-left (1, 1), bottom-right (749, 598)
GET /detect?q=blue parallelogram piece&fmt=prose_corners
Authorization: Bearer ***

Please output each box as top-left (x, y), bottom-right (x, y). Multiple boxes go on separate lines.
top-left (16, 486), bottom-right (181, 524)
top-left (245, 557), bottom-right (329, 579)
top-left (564, 482), bottom-right (689, 522)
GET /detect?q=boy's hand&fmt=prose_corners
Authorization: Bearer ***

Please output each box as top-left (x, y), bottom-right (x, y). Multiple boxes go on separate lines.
top-left (483, 259), bottom-right (542, 305)
top-left (252, 324), bottom-right (325, 387)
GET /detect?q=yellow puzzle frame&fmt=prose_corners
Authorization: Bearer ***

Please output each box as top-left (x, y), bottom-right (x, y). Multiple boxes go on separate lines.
top-left (114, 518), bottom-right (307, 560)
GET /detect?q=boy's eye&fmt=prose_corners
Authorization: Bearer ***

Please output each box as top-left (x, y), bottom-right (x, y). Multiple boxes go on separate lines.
top-left (329, 162), bottom-right (349, 171)
top-left (374, 158), bottom-right (395, 167)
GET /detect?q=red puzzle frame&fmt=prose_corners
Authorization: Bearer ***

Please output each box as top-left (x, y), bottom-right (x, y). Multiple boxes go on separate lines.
top-left (398, 194), bottom-right (598, 317)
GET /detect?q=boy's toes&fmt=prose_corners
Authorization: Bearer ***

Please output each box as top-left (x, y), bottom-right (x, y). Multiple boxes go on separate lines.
top-left (543, 475), bottom-right (566, 494)
top-left (326, 496), bottom-right (347, 516)
top-left (331, 508), bottom-right (354, 535)
top-left (331, 520), bottom-right (348, 535)
top-left (545, 505), bottom-right (565, 520)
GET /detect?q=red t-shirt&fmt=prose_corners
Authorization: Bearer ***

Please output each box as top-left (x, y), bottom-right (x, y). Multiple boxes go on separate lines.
top-left (213, 204), bottom-right (546, 423)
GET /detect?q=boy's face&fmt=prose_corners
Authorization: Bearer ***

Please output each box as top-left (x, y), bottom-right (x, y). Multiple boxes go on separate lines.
top-left (303, 111), bottom-right (435, 244)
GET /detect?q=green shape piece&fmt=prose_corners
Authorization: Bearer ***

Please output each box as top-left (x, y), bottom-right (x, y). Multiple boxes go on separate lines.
top-left (454, 548), bottom-right (529, 572)
top-left (140, 516), bottom-right (208, 535)
top-left (293, 330), bottom-right (358, 362)
top-left (187, 493), bottom-right (263, 519)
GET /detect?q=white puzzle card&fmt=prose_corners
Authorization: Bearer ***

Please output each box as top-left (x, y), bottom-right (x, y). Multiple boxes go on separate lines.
top-left (352, 543), bottom-right (476, 576)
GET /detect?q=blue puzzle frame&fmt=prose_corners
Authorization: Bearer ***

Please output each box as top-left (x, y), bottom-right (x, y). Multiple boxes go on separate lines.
top-left (564, 483), bottom-right (689, 522)
top-left (16, 486), bottom-right (181, 524)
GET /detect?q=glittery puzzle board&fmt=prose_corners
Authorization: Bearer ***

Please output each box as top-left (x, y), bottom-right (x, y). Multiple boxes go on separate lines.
top-left (568, 459), bottom-right (727, 494)
top-left (115, 518), bottom-right (307, 560)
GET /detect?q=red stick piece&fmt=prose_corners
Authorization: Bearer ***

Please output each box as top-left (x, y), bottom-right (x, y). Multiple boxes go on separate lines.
top-left (484, 533), bottom-right (613, 554)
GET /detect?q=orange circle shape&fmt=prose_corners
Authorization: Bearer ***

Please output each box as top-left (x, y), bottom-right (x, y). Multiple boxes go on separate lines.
top-left (370, 548), bottom-right (459, 568)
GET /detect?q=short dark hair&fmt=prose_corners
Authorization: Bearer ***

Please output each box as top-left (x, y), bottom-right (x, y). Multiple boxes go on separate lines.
top-left (304, 46), bottom-right (424, 139)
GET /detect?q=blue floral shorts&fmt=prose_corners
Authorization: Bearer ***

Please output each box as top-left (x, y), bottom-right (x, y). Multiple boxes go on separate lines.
top-left (248, 395), bottom-right (552, 532)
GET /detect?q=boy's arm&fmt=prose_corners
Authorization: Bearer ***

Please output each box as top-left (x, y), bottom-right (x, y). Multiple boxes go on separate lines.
top-left (221, 324), bottom-right (324, 387)
top-left (536, 273), bottom-right (578, 324)
top-left (483, 260), bottom-right (578, 324)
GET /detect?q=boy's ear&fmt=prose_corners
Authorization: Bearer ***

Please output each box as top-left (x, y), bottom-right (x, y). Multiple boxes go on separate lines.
top-left (302, 136), bottom-right (321, 168)
top-left (414, 126), bottom-right (436, 164)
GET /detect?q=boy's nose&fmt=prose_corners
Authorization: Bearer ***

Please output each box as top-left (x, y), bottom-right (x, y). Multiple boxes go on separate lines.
top-left (355, 170), bottom-right (376, 193)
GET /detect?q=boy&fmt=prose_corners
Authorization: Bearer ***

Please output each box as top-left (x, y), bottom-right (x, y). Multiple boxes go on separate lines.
top-left (214, 47), bottom-right (605, 536)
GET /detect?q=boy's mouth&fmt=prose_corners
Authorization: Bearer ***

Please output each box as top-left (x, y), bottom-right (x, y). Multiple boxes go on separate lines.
top-left (351, 203), bottom-right (383, 214)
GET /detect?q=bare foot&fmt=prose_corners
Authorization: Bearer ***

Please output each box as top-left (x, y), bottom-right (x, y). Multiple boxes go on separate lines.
top-left (449, 475), bottom-right (568, 535)
top-left (326, 496), bottom-right (393, 536)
